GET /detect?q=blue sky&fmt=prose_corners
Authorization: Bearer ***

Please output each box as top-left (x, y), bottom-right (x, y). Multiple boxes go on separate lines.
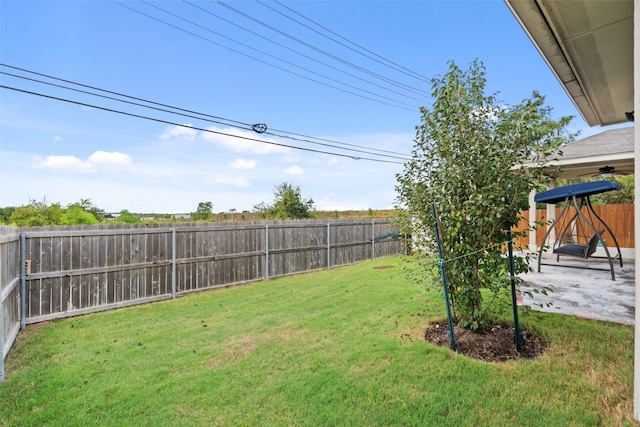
top-left (0, 0), bottom-right (616, 214)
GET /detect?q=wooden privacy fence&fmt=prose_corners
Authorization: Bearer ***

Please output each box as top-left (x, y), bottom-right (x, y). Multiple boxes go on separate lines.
top-left (0, 228), bottom-right (21, 382)
top-left (512, 204), bottom-right (634, 250)
top-left (0, 220), bottom-right (403, 381)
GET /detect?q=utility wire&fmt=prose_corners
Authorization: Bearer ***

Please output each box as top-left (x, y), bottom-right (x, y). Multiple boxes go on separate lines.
top-left (1, 71), bottom-right (252, 130)
top-left (111, 1), bottom-right (418, 112)
top-left (1, 72), bottom-right (410, 161)
top-left (266, 0), bottom-right (431, 85)
top-left (1, 63), bottom-right (252, 128)
top-left (213, 0), bottom-right (430, 98)
top-left (180, 0), bottom-right (425, 103)
top-left (0, 63), bottom-right (411, 159)
top-left (1, 85), bottom-right (405, 165)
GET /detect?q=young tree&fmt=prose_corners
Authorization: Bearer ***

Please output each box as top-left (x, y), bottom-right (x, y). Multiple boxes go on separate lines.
top-left (395, 60), bottom-right (573, 330)
top-left (254, 182), bottom-right (315, 220)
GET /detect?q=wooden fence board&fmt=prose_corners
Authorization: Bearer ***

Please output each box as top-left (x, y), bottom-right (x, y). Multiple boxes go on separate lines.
top-left (5, 221), bottom-right (402, 325)
top-left (515, 204), bottom-right (634, 249)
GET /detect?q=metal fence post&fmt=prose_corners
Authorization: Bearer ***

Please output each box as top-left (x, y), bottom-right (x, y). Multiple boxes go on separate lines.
top-left (371, 221), bottom-right (375, 259)
top-left (20, 233), bottom-right (26, 330)
top-left (327, 223), bottom-right (331, 269)
top-left (171, 228), bottom-right (176, 299)
top-left (265, 225), bottom-right (269, 280)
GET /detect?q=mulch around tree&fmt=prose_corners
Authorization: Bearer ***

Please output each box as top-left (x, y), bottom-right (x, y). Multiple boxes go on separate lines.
top-left (424, 319), bottom-right (549, 362)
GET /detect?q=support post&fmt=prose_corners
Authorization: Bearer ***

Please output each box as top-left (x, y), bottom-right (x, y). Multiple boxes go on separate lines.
top-left (546, 178), bottom-right (557, 246)
top-left (431, 203), bottom-right (456, 351)
top-left (633, 1), bottom-right (640, 417)
top-left (20, 233), bottom-right (26, 330)
top-left (265, 225), bottom-right (269, 280)
top-left (0, 240), bottom-right (4, 382)
top-left (171, 228), bottom-right (176, 298)
top-left (506, 222), bottom-right (523, 352)
top-left (528, 189), bottom-right (537, 252)
top-left (371, 221), bottom-right (375, 260)
top-left (326, 223), bottom-right (331, 269)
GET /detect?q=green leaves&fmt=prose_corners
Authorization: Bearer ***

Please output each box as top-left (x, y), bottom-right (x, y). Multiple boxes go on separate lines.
top-left (254, 182), bottom-right (315, 220)
top-left (395, 59), bottom-right (573, 329)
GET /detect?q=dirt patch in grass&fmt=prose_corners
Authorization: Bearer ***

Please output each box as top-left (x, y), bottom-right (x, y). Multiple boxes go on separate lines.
top-left (373, 265), bottom-right (392, 270)
top-left (424, 319), bottom-right (549, 362)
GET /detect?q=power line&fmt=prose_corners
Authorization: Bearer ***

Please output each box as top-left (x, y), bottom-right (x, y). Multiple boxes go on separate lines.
top-left (111, 0), bottom-right (418, 112)
top-left (266, 0), bottom-right (431, 85)
top-left (0, 63), bottom-right (411, 159)
top-left (180, 0), bottom-right (425, 103)
top-left (3, 69), bottom-right (410, 161)
top-left (0, 84), bottom-right (406, 165)
top-left (0, 71), bottom-right (251, 130)
top-left (214, 0), bottom-right (429, 98)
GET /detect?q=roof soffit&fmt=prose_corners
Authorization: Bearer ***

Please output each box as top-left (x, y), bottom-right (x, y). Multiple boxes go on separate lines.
top-left (505, 0), bottom-right (633, 127)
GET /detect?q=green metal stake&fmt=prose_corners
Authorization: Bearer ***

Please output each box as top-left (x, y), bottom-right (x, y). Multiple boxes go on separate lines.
top-left (432, 203), bottom-right (456, 351)
top-left (506, 223), bottom-right (523, 352)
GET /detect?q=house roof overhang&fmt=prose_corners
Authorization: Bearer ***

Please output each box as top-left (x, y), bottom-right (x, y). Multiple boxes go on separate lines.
top-left (504, 0), bottom-right (634, 127)
top-left (521, 126), bottom-right (634, 179)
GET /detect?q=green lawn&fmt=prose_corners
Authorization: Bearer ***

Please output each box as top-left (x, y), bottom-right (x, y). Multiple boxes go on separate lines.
top-left (0, 256), bottom-right (636, 426)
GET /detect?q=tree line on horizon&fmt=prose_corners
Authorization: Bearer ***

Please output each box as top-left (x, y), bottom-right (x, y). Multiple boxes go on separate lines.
top-left (0, 182), bottom-right (393, 227)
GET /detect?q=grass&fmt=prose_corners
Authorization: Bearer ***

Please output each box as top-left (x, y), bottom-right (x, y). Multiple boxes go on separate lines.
top-left (0, 256), bottom-right (636, 426)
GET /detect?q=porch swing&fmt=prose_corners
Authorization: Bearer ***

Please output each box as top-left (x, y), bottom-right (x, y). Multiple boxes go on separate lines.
top-left (535, 181), bottom-right (623, 280)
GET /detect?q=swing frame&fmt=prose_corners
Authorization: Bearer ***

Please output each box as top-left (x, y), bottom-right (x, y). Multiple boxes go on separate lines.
top-left (535, 181), bottom-right (623, 281)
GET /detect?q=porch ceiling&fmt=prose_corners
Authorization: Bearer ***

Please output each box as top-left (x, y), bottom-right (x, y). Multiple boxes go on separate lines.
top-left (505, 0), bottom-right (633, 127)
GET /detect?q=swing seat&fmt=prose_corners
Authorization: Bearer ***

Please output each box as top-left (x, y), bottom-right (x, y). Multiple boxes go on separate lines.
top-left (553, 232), bottom-right (601, 259)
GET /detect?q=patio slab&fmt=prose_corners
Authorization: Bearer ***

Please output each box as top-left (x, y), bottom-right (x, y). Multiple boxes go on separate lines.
top-left (518, 255), bottom-right (635, 325)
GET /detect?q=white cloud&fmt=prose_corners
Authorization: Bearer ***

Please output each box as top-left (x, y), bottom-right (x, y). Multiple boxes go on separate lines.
top-left (230, 158), bottom-right (256, 170)
top-left (283, 166), bottom-right (303, 175)
top-left (210, 175), bottom-right (250, 187)
top-left (33, 151), bottom-right (132, 173)
top-left (159, 124), bottom-right (197, 141)
top-left (327, 157), bottom-right (339, 166)
top-left (54, 136), bottom-right (63, 142)
top-left (33, 155), bottom-right (91, 172)
top-left (88, 151), bottom-right (132, 166)
top-left (202, 126), bottom-right (290, 154)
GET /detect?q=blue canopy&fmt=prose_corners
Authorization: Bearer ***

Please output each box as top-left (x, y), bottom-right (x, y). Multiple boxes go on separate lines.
top-left (534, 180), bottom-right (621, 204)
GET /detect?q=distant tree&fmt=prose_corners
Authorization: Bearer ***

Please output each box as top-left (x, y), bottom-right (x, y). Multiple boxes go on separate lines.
top-left (8, 206), bottom-right (47, 227)
top-left (115, 210), bottom-right (141, 224)
top-left (8, 199), bottom-right (63, 227)
top-left (558, 175), bottom-right (634, 205)
top-left (0, 206), bottom-right (17, 225)
top-left (192, 201), bottom-right (215, 222)
top-left (60, 206), bottom-right (100, 225)
top-left (254, 182), bottom-right (315, 220)
top-left (67, 199), bottom-right (105, 221)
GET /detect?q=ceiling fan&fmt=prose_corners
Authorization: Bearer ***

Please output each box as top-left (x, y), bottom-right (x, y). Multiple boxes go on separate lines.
top-left (578, 165), bottom-right (633, 178)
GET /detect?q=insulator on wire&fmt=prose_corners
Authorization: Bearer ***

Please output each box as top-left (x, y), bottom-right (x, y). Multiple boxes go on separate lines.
top-left (252, 123), bottom-right (267, 133)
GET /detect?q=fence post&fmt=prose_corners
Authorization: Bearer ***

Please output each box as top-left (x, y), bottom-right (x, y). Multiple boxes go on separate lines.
top-left (265, 225), bottom-right (269, 280)
top-left (371, 221), bottom-right (375, 260)
top-left (327, 223), bottom-right (331, 269)
top-left (0, 240), bottom-right (4, 382)
top-left (171, 228), bottom-right (176, 299)
top-left (20, 233), bottom-right (26, 330)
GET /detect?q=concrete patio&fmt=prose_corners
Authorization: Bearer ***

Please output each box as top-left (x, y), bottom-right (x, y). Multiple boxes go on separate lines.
top-left (519, 253), bottom-right (635, 326)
